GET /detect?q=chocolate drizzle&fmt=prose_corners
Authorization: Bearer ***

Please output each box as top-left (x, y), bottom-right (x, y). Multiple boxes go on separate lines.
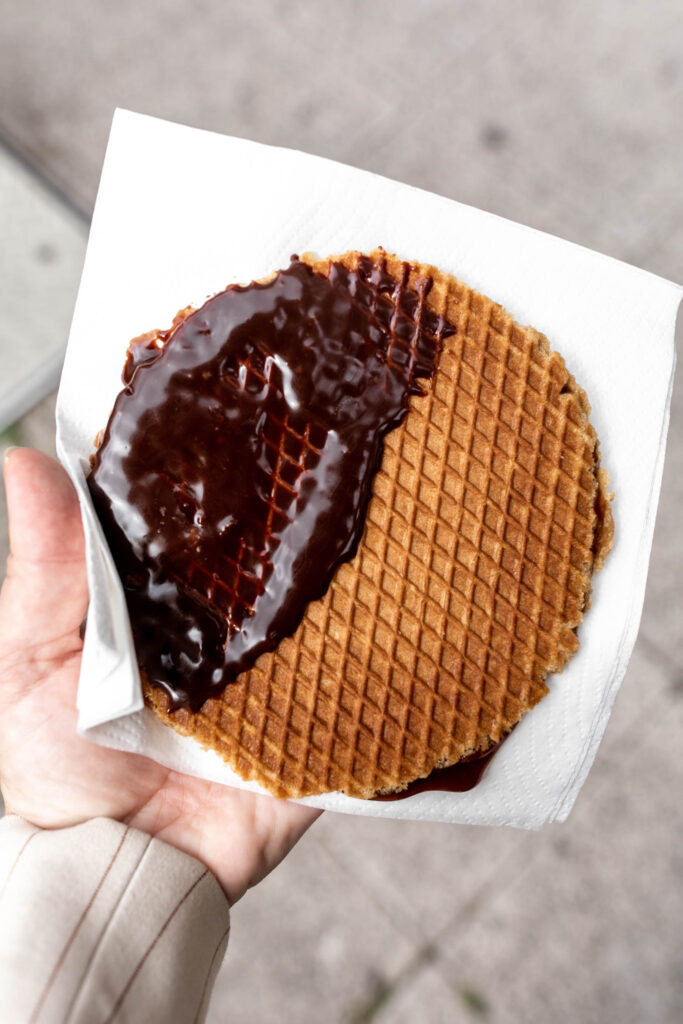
top-left (89, 256), bottom-right (452, 711)
top-left (373, 737), bottom-right (507, 800)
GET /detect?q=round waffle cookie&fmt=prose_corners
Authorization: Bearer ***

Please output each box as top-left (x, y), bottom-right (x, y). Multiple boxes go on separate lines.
top-left (98, 250), bottom-right (614, 799)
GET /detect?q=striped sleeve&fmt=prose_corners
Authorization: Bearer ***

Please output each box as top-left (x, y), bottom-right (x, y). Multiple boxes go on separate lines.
top-left (0, 816), bottom-right (230, 1023)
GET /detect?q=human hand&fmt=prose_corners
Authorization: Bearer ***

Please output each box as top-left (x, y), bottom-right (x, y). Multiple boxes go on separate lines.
top-left (0, 448), bottom-right (320, 904)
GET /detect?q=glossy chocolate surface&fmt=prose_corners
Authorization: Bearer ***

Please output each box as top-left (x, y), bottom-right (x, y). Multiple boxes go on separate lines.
top-left (89, 256), bottom-right (452, 710)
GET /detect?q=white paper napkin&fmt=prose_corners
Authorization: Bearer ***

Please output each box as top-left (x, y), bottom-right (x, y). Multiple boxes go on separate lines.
top-left (56, 109), bottom-right (682, 828)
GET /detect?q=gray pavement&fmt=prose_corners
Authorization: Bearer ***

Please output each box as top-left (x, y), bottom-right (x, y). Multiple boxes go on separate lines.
top-left (0, 145), bottom-right (87, 430)
top-left (1, 2), bottom-right (682, 1022)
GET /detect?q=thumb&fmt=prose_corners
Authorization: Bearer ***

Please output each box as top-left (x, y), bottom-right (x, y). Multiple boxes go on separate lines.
top-left (0, 448), bottom-right (88, 659)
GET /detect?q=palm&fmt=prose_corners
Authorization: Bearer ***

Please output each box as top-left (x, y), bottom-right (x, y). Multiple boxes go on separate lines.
top-left (0, 449), bottom-right (319, 903)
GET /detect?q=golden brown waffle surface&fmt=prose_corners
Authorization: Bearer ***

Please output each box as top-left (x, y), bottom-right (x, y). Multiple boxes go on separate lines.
top-left (144, 249), bottom-right (613, 799)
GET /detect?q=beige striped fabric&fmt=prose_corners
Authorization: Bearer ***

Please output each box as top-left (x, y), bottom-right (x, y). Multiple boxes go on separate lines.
top-left (0, 817), bottom-right (230, 1023)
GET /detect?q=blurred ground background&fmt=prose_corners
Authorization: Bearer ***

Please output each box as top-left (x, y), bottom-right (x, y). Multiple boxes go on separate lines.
top-left (1, 2), bottom-right (682, 1021)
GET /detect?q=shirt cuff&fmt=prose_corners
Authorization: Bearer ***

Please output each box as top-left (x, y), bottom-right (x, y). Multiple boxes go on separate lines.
top-left (0, 815), bottom-right (230, 1023)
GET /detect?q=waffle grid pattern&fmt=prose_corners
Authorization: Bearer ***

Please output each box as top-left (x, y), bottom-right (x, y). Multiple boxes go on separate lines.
top-left (145, 251), bottom-right (609, 799)
top-left (175, 269), bottom-right (444, 641)
top-left (179, 353), bottom-right (327, 631)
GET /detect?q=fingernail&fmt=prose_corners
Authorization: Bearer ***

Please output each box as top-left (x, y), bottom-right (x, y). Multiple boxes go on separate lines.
top-left (3, 446), bottom-right (20, 467)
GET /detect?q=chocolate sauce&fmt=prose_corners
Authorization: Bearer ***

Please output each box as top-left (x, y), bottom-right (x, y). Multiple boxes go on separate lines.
top-left (373, 741), bottom-right (503, 801)
top-left (88, 256), bottom-right (453, 711)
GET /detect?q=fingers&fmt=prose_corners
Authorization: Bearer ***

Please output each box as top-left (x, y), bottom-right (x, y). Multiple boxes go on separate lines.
top-left (0, 448), bottom-right (88, 657)
top-left (4, 448), bottom-right (85, 565)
